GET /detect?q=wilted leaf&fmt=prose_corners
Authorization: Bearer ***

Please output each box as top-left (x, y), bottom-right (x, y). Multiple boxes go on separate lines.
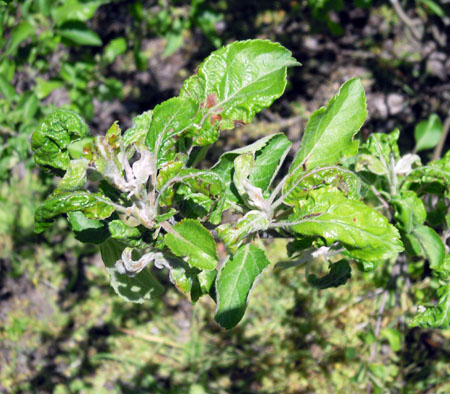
top-left (307, 260), bottom-right (351, 289)
top-left (100, 239), bottom-right (164, 303)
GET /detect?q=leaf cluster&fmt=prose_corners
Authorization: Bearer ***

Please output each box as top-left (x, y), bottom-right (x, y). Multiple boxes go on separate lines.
top-left (32, 38), bottom-right (450, 331)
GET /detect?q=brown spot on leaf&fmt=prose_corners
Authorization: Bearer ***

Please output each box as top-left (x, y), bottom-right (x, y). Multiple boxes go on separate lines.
top-left (353, 218), bottom-right (356, 222)
top-left (211, 114), bottom-right (222, 125)
top-left (206, 93), bottom-right (217, 108)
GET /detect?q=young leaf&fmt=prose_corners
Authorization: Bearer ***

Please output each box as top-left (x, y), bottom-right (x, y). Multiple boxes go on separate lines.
top-left (215, 244), bottom-right (270, 329)
top-left (411, 285), bottom-right (450, 329)
top-left (157, 167), bottom-right (223, 207)
top-left (414, 114), bottom-right (443, 153)
top-left (307, 260), bottom-right (351, 289)
top-left (164, 219), bottom-right (218, 270)
top-left (59, 21), bottom-right (102, 46)
top-left (212, 133), bottom-right (289, 214)
top-left (355, 153), bottom-right (387, 176)
top-left (359, 129), bottom-right (401, 165)
top-left (123, 110), bottom-right (152, 147)
top-left (249, 134), bottom-right (292, 191)
top-left (282, 166), bottom-right (361, 205)
top-left (32, 110), bottom-right (89, 172)
top-left (287, 78), bottom-right (366, 177)
top-left (146, 97), bottom-right (199, 166)
top-left (180, 40), bottom-right (299, 145)
top-left (402, 150), bottom-right (450, 194)
top-left (233, 153), bottom-right (254, 200)
top-left (100, 239), bottom-right (164, 303)
top-left (218, 210), bottom-right (270, 252)
top-left (279, 188), bottom-right (403, 262)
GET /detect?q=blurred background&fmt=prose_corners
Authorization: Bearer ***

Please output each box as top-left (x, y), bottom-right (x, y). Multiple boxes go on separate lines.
top-left (0, 0), bottom-right (449, 392)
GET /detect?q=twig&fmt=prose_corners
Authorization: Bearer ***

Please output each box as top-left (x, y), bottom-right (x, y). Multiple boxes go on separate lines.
top-left (432, 115), bottom-right (450, 161)
top-left (366, 290), bottom-right (389, 394)
top-left (365, 260), bottom-right (402, 393)
top-left (370, 185), bottom-right (391, 213)
top-left (390, 0), bottom-right (422, 41)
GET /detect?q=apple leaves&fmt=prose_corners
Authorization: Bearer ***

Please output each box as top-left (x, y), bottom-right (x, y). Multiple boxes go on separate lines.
top-left (215, 244), bottom-right (270, 329)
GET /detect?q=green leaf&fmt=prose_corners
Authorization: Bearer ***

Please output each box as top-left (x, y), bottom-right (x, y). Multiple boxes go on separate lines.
top-left (233, 153), bottom-right (255, 201)
top-left (52, 0), bottom-right (105, 25)
top-left (67, 211), bottom-right (109, 244)
top-left (249, 133), bottom-right (292, 191)
top-left (359, 129), bottom-right (401, 166)
top-left (420, 0), bottom-right (445, 17)
top-left (35, 191), bottom-right (114, 233)
top-left (5, 21), bottom-right (34, 56)
top-left (283, 166), bottom-right (361, 206)
top-left (164, 219), bottom-right (218, 270)
top-left (108, 220), bottom-right (148, 249)
top-left (32, 110), bottom-right (89, 172)
top-left (163, 31), bottom-right (183, 57)
top-left (212, 133), bottom-right (288, 213)
top-left (414, 114), bottom-right (443, 152)
top-left (287, 78), bottom-right (366, 177)
top-left (157, 166), bottom-right (223, 208)
top-left (103, 37), bottom-right (127, 64)
top-left (58, 159), bottom-right (89, 191)
top-left (190, 269), bottom-right (218, 303)
top-left (158, 257), bottom-right (195, 294)
top-left (282, 188), bottom-right (403, 261)
top-left (180, 39), bottom-right (299, 145)
top-left (218, 210), bottom-right (270, 252)
top-left (100, 239), bottom-right (164, 303)
top-left (35, 77), bottom-right (63, 100)
top-left (123, 111), bottom-right (152, 147)
top-left (355, 153), bottom-right (387, 176)
top-left (405, 225), bottom-right (445, 275)
top-left (146, 97), bottom-right (199, 166)
top-left (17, 92), bottom-right (38, 120)
top-left (0, 74), bottom-right (17, 100)
top-left (403, 150), bottom-right (450, 194)
top-left (215, 244), bottom-right (271, 329)
top-left (380, 328), bottom-right (403, 352)
top-left (391, 191), bottom-right (426, 233)
top-left (307, 260), bottom-right (351, 289)
top-left (59, 22), bottom-right (102, 46)
top-left (411, 284), bottom-right (450, 328)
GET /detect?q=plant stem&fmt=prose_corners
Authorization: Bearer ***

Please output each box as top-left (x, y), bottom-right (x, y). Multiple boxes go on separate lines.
top-left (433, 115), bottom-right (450, 161)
